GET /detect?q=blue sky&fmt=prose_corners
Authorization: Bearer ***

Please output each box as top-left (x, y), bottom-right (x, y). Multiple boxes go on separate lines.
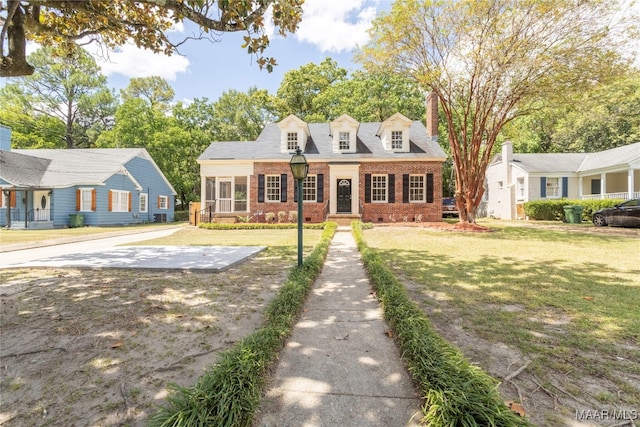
top-left (93, 0), bottom-right (389, 104)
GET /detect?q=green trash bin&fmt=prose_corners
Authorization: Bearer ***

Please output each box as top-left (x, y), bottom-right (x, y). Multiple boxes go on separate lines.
top-left (69, 213), bottom-right (84, 228)
top-left (563, 205), bottom-right (584, 224)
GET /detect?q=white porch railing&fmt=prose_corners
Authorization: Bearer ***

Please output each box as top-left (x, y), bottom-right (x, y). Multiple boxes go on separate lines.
top-left (218, 199), bottom-right (232, 213)
top-left (581, 191), bottom-right (640, 200)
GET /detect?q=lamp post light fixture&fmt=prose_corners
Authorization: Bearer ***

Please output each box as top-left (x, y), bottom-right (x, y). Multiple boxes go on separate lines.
top-left (289, 147), bottom-right (309, 267)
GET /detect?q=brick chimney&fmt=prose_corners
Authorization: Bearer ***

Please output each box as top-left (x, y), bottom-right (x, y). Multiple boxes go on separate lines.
top-left (426, 92), bottom-right (438, 138)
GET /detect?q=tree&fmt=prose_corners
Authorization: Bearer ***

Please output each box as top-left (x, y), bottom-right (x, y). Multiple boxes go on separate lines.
top-left (211, 87), bottom-right (277, 141)
top-left (121, 76), bottom-right (175, 112)
top-left (275, 58), bottom-right (348, 121)
top-left (359, 0), bottom-right (638, 223)
top-left (1, 0), bottom-right (303, 77)
top-left (2, 46), bottom-right (116, 148)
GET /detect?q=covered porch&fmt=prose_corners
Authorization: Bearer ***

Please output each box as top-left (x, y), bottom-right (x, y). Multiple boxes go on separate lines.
top-left (579, 168), bottom-right (640, 200)
top-left (2, 187), bottom-right (54, 229)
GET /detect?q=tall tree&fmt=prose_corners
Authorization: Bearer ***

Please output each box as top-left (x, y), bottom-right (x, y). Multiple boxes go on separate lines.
top-left (359, 0), bottom-right (637, 223)
top-left (275, 58), bottom-right (348, 121)
top-left (121, 76), bottom-right (175, 112)
top-left (2, 46), bottom-right (116, 148)
top-left (211, 87), bottom-right (277, 141)
top-left (1, 0), bottom-right (303, 77)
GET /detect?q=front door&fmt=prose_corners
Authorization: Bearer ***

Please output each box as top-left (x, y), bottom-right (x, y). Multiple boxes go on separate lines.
top-left (337, 179), bottom-right (352, 213)
top-left (218, 180), bottom-right (232, 213)
top-left (33, 190), bottom-right (50, 221)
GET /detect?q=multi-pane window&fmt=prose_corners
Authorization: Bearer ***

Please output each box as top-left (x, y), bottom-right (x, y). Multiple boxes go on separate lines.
top-left (158, 195), bottom-right (168, 209)
top-left (339, 132), bottom-right (350, 150)
top-left (409, 175), bottom-right (425, 202)
top-left (546, 177), bottom-right (559, 198)
top-left (287, 132), bottom-right (298, 151)
top-left (303, 175), bottom-right (317, 202)
top-left (80, 188), bottom-right (93, 211)
top-left (266, 175), bottom-right (280, 202)
top-left (517, 177), bottom-right (525, 200)
top-left (234, 177), bottom-right (248, 212)
top-left (139, 193), bottom-right (148, 212)
top-left (391, 130), bottom-right (403, 150)
top-left (111, 190), bottom-right (129, 212)
top-left (372, 174), bottom-right (387, 202)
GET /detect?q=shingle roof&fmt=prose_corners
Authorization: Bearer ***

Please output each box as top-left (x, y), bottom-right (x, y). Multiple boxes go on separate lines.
top-left (577, 142), bottom-right (640, 171)
top-left (0, 150), bottom-right (51, 187)
top-left (198, 121), bottom-right (447, 161)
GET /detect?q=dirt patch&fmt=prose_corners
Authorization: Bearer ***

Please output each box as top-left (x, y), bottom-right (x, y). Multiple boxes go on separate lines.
top-left (0, 252), bottom-right (289, 427)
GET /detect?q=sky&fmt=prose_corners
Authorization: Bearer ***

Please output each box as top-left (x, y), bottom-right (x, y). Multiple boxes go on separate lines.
top-left (89, 0), bottom-right (388, 104)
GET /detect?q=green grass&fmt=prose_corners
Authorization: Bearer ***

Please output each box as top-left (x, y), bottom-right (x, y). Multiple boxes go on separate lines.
top-left (0, 223), bottom-right (182, 245)
top-left (360, 222), bottom-right (640, 422)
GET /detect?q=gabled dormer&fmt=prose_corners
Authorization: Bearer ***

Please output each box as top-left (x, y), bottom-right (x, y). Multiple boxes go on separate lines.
top-left (329, 114), bottom-right (359, 154)
top-left (277, 114), bottom-right (310, 154)
top-left (377, 113), bottom-right (413, 153)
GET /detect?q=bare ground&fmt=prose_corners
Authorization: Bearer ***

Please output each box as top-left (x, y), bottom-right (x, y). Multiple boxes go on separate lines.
top-left (0, 250), bottom-right (289, 427)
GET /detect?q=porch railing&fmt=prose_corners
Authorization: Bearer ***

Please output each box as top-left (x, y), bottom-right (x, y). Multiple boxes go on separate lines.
top-left (581, 191), bottom-right (640, 200)
top-left (29, 208), bottom-right (51, 222)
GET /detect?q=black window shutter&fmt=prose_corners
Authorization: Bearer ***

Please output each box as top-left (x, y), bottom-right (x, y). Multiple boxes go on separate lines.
top-left (426, 173), bottom-right (434, 203)
top-left (388, 174), bottom-right (395, 203)
top-left (365, 174), bottom-right (371, 203)
top-left (317, 174), bottom-right (324, 202)
top-left (281, 174), bottom-right (287, 202)
top-left (402, 174), bottom-right (409, 203)
top-left (294, 179), bottom-right (298, 202)
top-left (258, 174), bottom-right (265, 203)
top-left (540, 177), bottom-right (547, 198)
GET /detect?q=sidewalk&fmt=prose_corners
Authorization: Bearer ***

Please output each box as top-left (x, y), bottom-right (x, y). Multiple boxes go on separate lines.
top-left (256, 228), bottom-right (422, 427)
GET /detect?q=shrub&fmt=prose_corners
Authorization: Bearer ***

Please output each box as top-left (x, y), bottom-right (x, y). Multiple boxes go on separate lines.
top-left (173, 210), bottom-right (190, 222)
top-left (523, 199), bottom-right (624, 222)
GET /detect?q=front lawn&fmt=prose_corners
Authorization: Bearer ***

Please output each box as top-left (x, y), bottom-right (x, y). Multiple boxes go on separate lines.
top-left (362, 223), bottom-right (639, 426)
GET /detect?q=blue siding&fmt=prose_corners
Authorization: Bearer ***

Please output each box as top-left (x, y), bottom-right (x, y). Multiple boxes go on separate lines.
top-left (125, 155), bottom-right (175, 223)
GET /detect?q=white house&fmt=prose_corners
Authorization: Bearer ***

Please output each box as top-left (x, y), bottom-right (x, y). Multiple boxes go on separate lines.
top-left (484, 141), bottom-right (640, 220)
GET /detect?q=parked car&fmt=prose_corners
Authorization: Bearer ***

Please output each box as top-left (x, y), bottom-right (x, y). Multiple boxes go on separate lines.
top-left (442, 197), bottom-right (459, 217)
top-left (592, 199), bottom-right (640, 227)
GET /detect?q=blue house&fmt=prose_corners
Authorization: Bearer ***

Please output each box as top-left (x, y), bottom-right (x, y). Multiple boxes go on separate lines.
top-left (1, 130), bottom-right (176, 229)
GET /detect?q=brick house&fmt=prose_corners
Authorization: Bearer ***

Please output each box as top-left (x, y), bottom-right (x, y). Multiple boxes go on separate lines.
top-left (197, 95), bottom-right (447, 224)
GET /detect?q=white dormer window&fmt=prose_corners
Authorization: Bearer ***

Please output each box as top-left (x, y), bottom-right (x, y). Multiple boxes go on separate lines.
top-left (287, 132), bottom-right (298, 150)
top-left (377, 113), bottom-right (412, 153)
top-left (330, 114), bottom-right (359, 154)
top-left (339, 132), bottom-right (350, 150)
top-left (391, 131), bottom-right (403, 149)
top-left (277, 114), bottom-right (310, 154)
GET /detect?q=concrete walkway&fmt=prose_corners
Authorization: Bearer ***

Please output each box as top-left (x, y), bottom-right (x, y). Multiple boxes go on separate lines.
top-left (256, 228), bottom-right (422, 427)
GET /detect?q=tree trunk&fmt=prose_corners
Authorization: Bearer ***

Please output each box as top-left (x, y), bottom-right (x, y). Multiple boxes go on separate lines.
top-left (1, 2), bottom-right (35, 77)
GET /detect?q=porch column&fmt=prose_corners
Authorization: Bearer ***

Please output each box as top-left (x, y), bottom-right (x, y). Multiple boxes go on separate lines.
top-left (629, 169), bottom-right (635, 199)
top-left (578, 175), bottom-right (583, 200)
top-left (600, 173), bottom-right (606, 199)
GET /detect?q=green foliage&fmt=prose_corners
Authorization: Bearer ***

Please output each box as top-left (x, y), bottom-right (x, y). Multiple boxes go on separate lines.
top-left (149, 223), bottom-right (336, 427)
top-left (523, 199), bottom-right (623, 221)
top-left (211, 87), bottom-right (277, 141)
top-left (198, 222), bottom-right (327, 230)
top-left (352, 223), bottom-right (532, 427)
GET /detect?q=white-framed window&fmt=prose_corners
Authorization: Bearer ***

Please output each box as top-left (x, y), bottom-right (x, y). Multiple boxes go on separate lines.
top-left (139, 193), bottom-right (148, 213)
top-left (517, 177), bottom-right (525, 200)
top-left (158, 195), bottom-right (169, 209)
top-left (372, 174), bottom-right (387, 202)
top-left (80, 188), bottom-right (93, 211)
top-left (303, 175), bottom-right (317, 202)
top-left (409, 175), bottom-right (425, 202)
top-left (391, 130), bottom-right (403, 150)
top-left (339, 132), bottom-right (350, 151)
top-left (287, 132), bottom-right (298, 151)
top-left (546, 177), bottom-right (559, 198)
top-left (266, 175), bottom-right (280, 202)
top-left (111, 190), bottom-right (129, 212)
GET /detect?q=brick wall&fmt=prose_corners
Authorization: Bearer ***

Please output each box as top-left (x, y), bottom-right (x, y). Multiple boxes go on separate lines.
top-left (251, 160), bottom-right (442, 223)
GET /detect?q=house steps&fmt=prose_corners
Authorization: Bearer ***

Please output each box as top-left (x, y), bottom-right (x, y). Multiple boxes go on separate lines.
top-left (325, 214), bottom-right (361, 226)
top-left (212, 215), bottom-right (238, 224)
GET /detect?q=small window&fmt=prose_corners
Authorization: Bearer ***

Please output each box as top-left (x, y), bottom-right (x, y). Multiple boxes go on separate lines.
top-left (517, 177), bottom-right (525, 200)
top-left (80, 188), bottom-right (93, 212)
top-left (139, 193), bottom-right (148, 213)
top-left (339, 132), bottom-right (350, 151)
top-left (546, 178), bottom-right (559, 198)
top-left (372, 174), bottom-right (387, 202)
top-left (391, 131), bottom-right (403, 150)
top-left (303, 175), bottom-right (317, 202)
top-left (266, 175), bottom-right (281, 202)
top-left (409, 175), bottom-right (425, 202)
top-left (111, 190), bottom-right (129, 212)
top-left (158, 195), bottom-right (169, 210)
top-left (287, 132), bottom-right (298, 151)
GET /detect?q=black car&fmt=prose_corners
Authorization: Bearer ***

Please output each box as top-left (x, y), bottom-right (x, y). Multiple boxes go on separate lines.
top-left (592, 198), bottom-right (640, 227)
top-left (442, 197), bottom-right (459, 217)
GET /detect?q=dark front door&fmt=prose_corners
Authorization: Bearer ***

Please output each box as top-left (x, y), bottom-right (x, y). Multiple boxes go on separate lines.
top-left (337, 179), bottom-right (352, 213)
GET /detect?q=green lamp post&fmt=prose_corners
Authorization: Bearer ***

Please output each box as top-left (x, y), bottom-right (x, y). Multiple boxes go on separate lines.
top-left (289, 147), bottom-right (309, 267)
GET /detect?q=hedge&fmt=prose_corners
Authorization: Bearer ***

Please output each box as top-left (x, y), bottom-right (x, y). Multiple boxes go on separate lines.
top-left (523, 199), bottom-right (624, 222)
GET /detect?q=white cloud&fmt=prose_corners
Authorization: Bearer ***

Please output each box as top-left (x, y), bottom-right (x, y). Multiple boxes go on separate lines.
top-left (93, 43), bottom-right (190, 81)
top-left (295, 0), bottom-right (378, 52)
